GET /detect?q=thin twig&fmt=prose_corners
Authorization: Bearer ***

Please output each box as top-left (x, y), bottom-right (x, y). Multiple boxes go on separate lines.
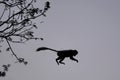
top-left (0, 6), bottom-right (6, 20)
top-left (5, 38), bottom-right (19, 60)
top-left (0, 1), bottom-right (11, 7)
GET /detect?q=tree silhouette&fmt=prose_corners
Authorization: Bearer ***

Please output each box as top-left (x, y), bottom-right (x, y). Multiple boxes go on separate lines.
top-left (0, 0), bottom-right (50, 77)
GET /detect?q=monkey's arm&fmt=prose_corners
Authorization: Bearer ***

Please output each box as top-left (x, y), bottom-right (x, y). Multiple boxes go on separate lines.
top-left (70, 56), bottom-right (78, 63)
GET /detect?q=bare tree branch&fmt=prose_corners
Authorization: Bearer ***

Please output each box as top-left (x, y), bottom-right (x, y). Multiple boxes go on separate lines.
top-left (0, 0), bottom-right (51, 76)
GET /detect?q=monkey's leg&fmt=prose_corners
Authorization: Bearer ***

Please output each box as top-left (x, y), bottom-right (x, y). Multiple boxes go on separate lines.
top-left (56, 57), bottom-right (60, 65)
top-left (59, 58), bottom-right (65, 65)
top-left (70, 57), bottom-right (78, 63)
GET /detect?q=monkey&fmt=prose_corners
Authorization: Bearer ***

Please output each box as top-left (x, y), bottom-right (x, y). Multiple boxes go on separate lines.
top-left (36, 47), bottom-right (79, 65)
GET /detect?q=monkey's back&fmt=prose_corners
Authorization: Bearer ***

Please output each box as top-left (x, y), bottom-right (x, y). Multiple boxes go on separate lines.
top-left (57, 50), bottom-right (76, 57)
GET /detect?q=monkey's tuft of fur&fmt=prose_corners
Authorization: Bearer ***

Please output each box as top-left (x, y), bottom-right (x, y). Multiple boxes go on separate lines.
top-left (36, 47), bottom-right (49, 51)
top-left (36, 47), bottom-right (58, 52)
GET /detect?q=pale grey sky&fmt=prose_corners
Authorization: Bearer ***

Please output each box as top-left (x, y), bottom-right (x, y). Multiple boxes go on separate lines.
top-left (0, 0), bottom-right (120, 80)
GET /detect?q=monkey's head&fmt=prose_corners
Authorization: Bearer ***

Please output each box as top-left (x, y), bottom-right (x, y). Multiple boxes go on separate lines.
top-left (73, 50), bottom-right (78, 56)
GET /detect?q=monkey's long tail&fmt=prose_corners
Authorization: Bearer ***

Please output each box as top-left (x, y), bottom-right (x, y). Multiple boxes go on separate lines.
top-left (36, 47), bottom-right (58, 52)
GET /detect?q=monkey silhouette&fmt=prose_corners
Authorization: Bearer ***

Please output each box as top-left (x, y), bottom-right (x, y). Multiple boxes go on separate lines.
top-left (36, 47), bottom-right (79, 65)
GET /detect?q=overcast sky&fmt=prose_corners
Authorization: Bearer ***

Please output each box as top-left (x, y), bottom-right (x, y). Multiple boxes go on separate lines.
top-left (0, 0), bottom-right (120, 80)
